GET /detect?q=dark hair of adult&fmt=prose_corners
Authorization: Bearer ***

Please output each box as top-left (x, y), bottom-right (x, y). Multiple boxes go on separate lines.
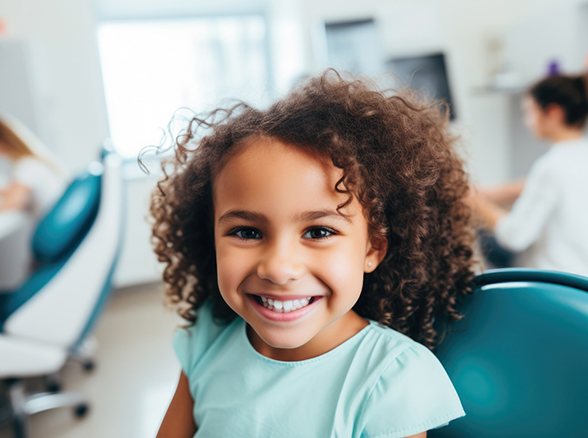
top-left (529, 73), bottom-right (588, 128)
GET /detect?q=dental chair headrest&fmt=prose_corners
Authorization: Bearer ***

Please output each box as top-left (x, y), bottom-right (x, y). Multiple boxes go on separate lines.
top-left (32, 163), bottom-right (103, 263)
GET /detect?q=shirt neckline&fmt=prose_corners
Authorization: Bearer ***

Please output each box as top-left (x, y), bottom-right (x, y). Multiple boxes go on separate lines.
top-left (553, 137), bottom-right (588, 149)
top-left (239, 318), bottom-right (374, 367)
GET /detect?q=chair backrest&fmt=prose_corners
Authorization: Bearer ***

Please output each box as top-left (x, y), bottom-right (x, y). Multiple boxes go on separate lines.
top-left (2, 153), bottom-right (124, 348)
top-left (32, 165), bottom-right (102, 264)
top-left (0, 165), bottom-right (102, 324)
top-left (431, 268), bottom-right (588, 438)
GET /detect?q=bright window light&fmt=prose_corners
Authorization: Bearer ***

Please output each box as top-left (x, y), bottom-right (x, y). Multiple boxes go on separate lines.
top-left (97, 17), bottom-right (271, 159)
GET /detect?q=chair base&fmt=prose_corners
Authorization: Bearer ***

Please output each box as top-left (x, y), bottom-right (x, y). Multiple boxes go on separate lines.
top-left (4, 378), bottom-right (89, 438)
top-left (69, 336), bottom-right (98, 373)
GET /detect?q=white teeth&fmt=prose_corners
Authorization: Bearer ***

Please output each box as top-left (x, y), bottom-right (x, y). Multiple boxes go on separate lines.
top-left (259, 296), bottom-right (312, 313)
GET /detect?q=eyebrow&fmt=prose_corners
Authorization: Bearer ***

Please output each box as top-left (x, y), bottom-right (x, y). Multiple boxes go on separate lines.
top-left (217, 209), bottom-right (352, 224)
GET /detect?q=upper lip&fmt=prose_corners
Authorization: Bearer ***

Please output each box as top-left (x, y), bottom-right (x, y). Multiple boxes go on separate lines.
top-left (247, 292), bottom-right (319, 300)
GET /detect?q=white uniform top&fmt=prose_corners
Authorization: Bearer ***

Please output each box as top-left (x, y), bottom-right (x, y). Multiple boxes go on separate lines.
top-left (495, 138), bottom-right (588, 277)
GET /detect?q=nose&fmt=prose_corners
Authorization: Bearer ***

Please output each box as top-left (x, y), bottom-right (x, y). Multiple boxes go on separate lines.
top-left (256, 239), bottom-right (305, 285)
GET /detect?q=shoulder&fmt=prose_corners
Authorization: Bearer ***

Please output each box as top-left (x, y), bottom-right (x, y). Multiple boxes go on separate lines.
top-left (361, 321), bottom-right (438, 366)
top-left (358, 323), bottom-right (465, 437)
top-left (528, 150), bottom-right (560, 178)
top-left (532, 142), bottom-right (588, 176)
top-left (363, 323), bottom-right (458, 392)
top-left (551, 139), bottom-right (588, 166)
top-left (172, 300), bottom-right (234, 377)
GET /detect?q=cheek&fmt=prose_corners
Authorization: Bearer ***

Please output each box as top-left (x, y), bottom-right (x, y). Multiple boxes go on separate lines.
top-left (523, 112), bottom-right (534, 129)
top-left (524, 109), bottom-right (539, 130)
top-left (215, 243), bottom-right (253, 296)
top-left (315, 241), bottom-right (367, 295)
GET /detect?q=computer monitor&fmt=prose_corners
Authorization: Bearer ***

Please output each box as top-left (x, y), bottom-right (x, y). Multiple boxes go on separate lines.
top-left (386, 52), bottom-right (456, 120)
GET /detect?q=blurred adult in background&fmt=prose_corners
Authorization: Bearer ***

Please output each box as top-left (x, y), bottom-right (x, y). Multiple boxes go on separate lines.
top-left (0, 116), bottom-right (66, 289)
top-left (470, 72), bottom-right (588, 277)
top-left (0, 115), bottom-right (65, 218)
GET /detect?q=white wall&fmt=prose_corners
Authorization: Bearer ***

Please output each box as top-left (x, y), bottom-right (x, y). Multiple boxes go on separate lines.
top-left (0, 39), bottom-right (39, 131)
top-left (0, 0), bottom-right (110, 173)
top-left (116, 171), bottom-right (163, 286)
top-left (94, 0), bottom-right (266, 19)
top-left (504, 0), bottom-right (588, 81)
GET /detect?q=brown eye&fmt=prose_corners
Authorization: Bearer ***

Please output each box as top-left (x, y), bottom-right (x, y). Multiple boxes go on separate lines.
top-left (229, 227), bottom-right (262, 240)
top-left (303, 227), bottom-right (335, 240)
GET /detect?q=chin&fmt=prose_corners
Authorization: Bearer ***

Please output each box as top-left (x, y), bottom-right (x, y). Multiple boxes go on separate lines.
top-left (255, 328), bottom-right (313, 351)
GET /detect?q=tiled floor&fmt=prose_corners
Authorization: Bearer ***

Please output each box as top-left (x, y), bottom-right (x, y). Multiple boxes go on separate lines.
top-left (1, 283), bottom-right (182, 438)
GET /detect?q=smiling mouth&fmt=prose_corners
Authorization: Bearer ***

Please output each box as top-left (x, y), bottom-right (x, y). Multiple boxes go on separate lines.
top-left (252, 295), bottom-right (318, 313)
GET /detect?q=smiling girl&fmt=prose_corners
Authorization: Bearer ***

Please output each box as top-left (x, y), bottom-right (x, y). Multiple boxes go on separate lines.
top-left (153, 71), bottom-right (476, 437)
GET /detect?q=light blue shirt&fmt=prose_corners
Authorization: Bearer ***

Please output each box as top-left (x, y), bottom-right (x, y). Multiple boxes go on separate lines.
top-left (173, 302), bottom-right (465, 437)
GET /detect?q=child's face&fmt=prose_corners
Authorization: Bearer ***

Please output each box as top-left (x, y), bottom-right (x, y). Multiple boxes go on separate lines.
top-left (213, 136), bottom-right (384, 361)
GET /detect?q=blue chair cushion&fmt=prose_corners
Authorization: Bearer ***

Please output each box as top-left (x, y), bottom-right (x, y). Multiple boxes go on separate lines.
top-left (431, 269), bottom-right (588, 437)
top-left (32, 170), bottom-right (101, 263)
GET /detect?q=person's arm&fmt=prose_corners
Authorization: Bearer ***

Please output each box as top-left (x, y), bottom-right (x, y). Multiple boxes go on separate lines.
top-left (467, 187), bottom-right (507, 231)
top-left (157, 372), bottom-right (197, 438)
top-left (406, 433), bottom-right (426, 438)
top-left (472, 158), bottom-right (558, 252)
top-left (0, 182), bottom-right (32, 211)
top-left (477, 179), bottom-right (525, 208)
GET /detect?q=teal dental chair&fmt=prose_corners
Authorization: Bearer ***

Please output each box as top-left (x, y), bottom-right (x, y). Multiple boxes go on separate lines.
top-left (0, 152), bottom-right (124, 437)
top-left (431, 268), bottom-right (588, 438)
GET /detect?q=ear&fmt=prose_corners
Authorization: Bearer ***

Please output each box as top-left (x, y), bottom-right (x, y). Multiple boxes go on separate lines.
top-left (364, 236), bottom-right (388, 273)
top-left (545, 104), bottom-right (565, 123)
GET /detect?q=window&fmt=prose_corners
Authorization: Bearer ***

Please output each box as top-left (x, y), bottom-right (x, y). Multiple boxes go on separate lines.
top-left (98, 17), bottom-right (270, 159)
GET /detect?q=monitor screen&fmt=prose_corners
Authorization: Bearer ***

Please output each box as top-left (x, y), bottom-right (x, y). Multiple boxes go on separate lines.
top-left (386, 52), bottom-right (456, 120)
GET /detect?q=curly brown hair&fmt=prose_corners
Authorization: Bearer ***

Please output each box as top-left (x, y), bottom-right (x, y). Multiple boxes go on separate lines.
top-left (149, 70), bottom-right (476, 350)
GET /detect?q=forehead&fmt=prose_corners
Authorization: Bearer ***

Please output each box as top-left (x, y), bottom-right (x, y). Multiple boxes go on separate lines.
top-left (212, 136), bottom-right (350, 216)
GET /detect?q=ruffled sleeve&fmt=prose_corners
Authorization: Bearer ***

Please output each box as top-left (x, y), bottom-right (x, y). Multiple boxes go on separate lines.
top-left (172, 301), bottom-right (226, 376)
top-left (359, 343), bottom-right (465, 437)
